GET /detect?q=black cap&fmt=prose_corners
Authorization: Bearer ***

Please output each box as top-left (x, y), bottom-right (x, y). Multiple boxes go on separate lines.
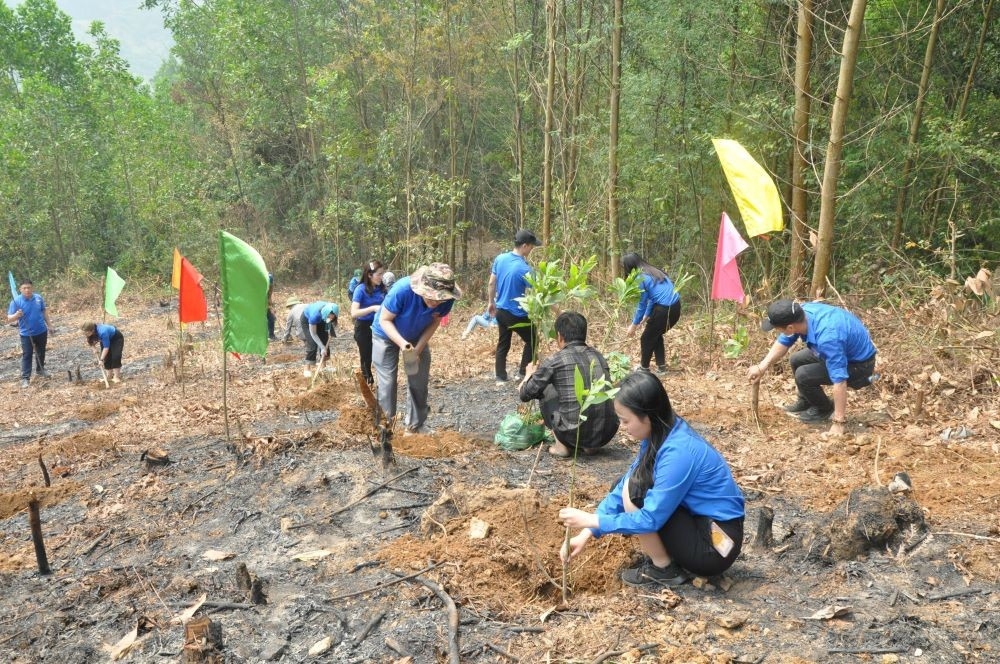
top-left (514, 229), bottom-right (541, 247)
top-left (761, 299), bottom-right (805, 331)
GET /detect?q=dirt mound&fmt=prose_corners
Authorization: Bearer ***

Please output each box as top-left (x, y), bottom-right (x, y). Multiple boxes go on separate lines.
top-left (0, 482), bottom-right (82, 520)
top-left (392, 431), bottom-right (483, 458)
top-left (75, 402), bottom-right (122, 421)
top-left (282, 377), bottom-right (355, 411)
top-left (378, 482), bottom-right (636, 617)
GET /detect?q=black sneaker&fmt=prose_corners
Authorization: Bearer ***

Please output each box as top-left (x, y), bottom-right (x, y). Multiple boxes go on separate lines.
top-left (654, 365), bottom-right (668, 376)
top-left (620, 560), bottom-right (690, 587)
top-left (782, 397), bottom-right (810, 413)
top-left (797, 406), bottom-right (833, 423)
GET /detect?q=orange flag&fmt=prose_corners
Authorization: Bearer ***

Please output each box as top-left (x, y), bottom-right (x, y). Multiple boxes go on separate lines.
top-left (179, 257), bottom-right (208, 324)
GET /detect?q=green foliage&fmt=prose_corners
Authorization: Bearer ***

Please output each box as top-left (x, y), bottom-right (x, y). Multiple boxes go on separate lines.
top-left (573, 361), bottom-right (619, 424)
top-left (603, 351), bottom-right (632, 386)
top-left (722, 325), bottom-right (749, 360)
top-left (516, 256), bottom-right (596, 347)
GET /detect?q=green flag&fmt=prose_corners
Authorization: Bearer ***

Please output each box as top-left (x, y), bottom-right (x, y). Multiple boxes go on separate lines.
top-left (219, 231), bottom-right (269, 356)
top-left (104, 267), bottom-right (126, 316)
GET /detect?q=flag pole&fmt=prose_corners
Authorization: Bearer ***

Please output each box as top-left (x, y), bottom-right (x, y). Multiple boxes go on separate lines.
top-left (223, 347), bottom-right (230, 442)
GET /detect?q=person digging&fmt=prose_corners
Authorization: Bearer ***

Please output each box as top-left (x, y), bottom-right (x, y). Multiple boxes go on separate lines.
top-left (747, 299), bottom-right (877, 436)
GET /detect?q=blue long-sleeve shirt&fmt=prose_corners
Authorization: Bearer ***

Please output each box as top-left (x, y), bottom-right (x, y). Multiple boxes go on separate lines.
top-left (632, 273), bottom-right (680, 325)
top-left (776, 302), bottom-right (876, 384)
top-left (592, 417), bottom-right (744, 538)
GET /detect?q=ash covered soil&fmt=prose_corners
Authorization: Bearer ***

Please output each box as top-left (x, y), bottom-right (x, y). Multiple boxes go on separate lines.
top-left (1, 287), bottom-right (998, 663)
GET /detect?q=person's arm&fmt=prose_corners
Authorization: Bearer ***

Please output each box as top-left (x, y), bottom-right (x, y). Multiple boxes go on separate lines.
top-left (412, 317), bottom-right (441, 355)
top-left (377, 309), bottom-right (409, 350)
top-left (308, 323), bottom-right (326, 355)
top-left (518, 355), bottom-right (556, 401)
top-left (747, 338), bottom-right (793, 383)
top-left (43, 305), bottom-right (53, 330)
top-left (486, 272), bottom-right (498, 317)
top-left (7, 301), bottom-right (21, 324)
top-left (829, 382), bottom-right (848, 435)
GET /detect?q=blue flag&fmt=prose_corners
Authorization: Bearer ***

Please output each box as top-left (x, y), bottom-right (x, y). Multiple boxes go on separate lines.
top-left (8, 271), bottom-right (15, 298)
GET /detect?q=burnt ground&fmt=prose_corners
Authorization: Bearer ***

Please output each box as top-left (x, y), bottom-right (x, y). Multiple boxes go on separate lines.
top-left (1, 285), bottom-right (998, 663)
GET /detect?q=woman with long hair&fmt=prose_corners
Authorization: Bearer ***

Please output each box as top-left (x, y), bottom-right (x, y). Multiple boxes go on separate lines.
top-left (350, 260), bottom-right (388, 385)
top-left (559, 370), bottom-right (744, 586)
top-left (81, 322), bottom-right (125, 383)
top-left (621, 252), bottom-right (681, 373)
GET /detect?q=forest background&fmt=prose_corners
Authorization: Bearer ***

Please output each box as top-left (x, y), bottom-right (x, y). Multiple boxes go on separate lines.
top-left (1, 0), bottom-right (998, 301)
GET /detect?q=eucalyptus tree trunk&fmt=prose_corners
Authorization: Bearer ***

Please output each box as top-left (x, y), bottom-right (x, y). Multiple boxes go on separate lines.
top-left (608, 0), bottom-right (622, 278)
top-left (541, 0), bottom-right (557, 243)
top-left (445, 0), bottom-right (458, 266)
top-left (810, 0), bottom-right (867, 298)
top-left (788, 0), bottom-right (813, 296)
top-left (511, 0), bottom-right (526, 228)
top-left (924, 0), bottom-right (994, 242)
top-left (890, 0), bottom-right (946, 250)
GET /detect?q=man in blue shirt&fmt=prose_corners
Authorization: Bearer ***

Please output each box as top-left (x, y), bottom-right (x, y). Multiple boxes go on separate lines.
top-left (748, 299), bottom-right (877, 435)
top-left (372, 262), bottom-right (460, 434)
top-left (6, 279), bottom-right (53, 388)
top-left (487, 229), bottom-right (541, 385)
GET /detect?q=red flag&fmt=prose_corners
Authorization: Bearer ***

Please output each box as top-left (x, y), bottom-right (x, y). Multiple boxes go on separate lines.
top-left (179, 257), bottom-right (208, 323)
top-left (711, 212), bottom-right (750, 302)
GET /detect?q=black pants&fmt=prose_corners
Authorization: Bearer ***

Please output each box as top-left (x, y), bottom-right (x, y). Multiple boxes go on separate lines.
top-left (495, 308), bottom-right (536, 380)
top-left (301, 313), bottom-right (330, 362)
top-left (102, 331), bottom-right (125, 370)
top-left (640, 301), bottom-right (681, 369)
top-left (354, 319), bottom-right (375, 384)
top-left (267, 308), bottom-right (276, 339)
top-left (19, 332), bottom-right (47, 379)
top-left (789, 349), bottom-right (877, 410)
top-left (658, 506), bottom-right (743, 577)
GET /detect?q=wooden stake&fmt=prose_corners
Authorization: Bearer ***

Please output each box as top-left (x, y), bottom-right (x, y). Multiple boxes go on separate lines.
top-left (38, 455), bottom-right (51, 487)
top-left (27, 497), bottom-right (51, 575)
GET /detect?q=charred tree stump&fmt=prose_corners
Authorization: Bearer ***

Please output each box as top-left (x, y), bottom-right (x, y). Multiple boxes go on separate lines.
top-left (38, 455), bottom-right (51, 487)
top-left (27, 498), bottom-right (51, 575)
top-left (753, 506), bottom-right (774, 551)
top-left (182, 616), bottom-right (223, 664)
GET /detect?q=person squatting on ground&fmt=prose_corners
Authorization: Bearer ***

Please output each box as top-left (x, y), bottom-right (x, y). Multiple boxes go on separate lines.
top-left (559, 370), bottom-right (745, 587)
top-left (81, 322), bottom-right (125, 383)
top-left (7, 279), bottom-right (53, 388)
top-left (747, 299), bottom-right (877, 436)
top-left (301, 301), bottom-right (339, 373)
top-left (622, 252), bottom-right (681, 373)
top-left (488, 229), bottom-right (541, 384)
top-left (371, 263), bottom-right (460, 434)
top-left (518, 312), bottom-right (618, 458)
top-left (351, 260), bottom-right (388, 386)
top-left (280, 297), bottom-right (306, 343)
top-left (461, 309), bottom-right (497, 340)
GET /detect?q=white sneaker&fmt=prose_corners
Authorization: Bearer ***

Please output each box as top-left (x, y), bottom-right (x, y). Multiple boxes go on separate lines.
top-left (303, 369), bottom-right (312, 378)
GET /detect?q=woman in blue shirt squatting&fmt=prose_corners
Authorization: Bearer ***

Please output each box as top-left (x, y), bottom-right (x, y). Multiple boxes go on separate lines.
top-left (81, 322), bottom-right (125, 383)
top-left (350, 260), bottom-right (388, 386)
top-left (621, 252), bottom-right (681, 374)
top-left (371, 263), bottom-right (460, 435)
top-left (559, 370), bottom-right (745, 587)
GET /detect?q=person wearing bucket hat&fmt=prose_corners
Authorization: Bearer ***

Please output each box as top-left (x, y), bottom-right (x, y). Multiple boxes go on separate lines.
top-left (300, 301), bottom-right (340, 372)
top-left (280, 297), bottom-right (307, 343)
top-left (747, 299), bottom-right (877, 435)
top-left (371, 262), bottom-right (460, 434)
top-left (487, 229), bottom-right (542, 385)
top-left (351, 260), bottom-right (388, 385)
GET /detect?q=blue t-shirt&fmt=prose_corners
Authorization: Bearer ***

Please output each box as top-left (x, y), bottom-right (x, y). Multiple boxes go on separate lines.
top-left (372, 277), bottom-right (454, 344)
top-left (632, 273), bottom-right (680, 325)
top-left (352, 285), bottom-right (387, 322)
top-left (592, 417), bottom-right (745, 538)
top-left (303, 301), bottom-right (328, 326)
top-left (491, 251), bottom-right (533, 317)
top-left (96, 324), bottom-right (119, 348)
top-left (347, 277), bottom-right (360, 299)
top-left (777, 302), bottom-right (876, 384)
top-left (8, 293), bottom-right (48, 336)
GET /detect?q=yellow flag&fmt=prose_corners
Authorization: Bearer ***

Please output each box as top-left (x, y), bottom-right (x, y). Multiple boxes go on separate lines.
top-left (171, 248), bottom-right (182, 290)
top-left (712, 139), bottom-right (784, 237)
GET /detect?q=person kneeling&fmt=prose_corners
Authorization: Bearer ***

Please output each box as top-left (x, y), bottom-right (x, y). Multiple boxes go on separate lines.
top-left (518, 311), bottom-right (618, 458)
top-left (559, 370), bottom-right (744, 586)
